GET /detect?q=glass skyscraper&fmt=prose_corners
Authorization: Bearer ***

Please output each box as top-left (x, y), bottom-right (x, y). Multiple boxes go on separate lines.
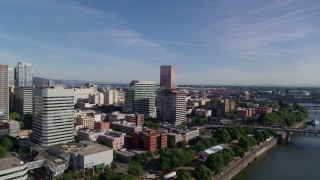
top-left (15, 61), bottom-right (33, 87)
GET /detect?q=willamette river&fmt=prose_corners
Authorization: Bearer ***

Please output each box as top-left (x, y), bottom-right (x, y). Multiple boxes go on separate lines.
top-left (233, 103), bottom-right (320, 180)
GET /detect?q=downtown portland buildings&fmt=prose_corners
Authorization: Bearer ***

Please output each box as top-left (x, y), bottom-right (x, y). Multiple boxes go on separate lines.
top-left (157, 66), bottom-right (186, 125)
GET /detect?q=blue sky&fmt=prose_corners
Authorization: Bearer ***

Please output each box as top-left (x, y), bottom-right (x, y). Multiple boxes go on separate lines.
top-left (0, 0), bottom-right (319, 85)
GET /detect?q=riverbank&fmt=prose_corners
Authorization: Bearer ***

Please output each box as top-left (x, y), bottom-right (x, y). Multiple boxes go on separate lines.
top-left (233, 107), bottom-right (320, 180)
top-left (213, 138), bottom-right (277, 180)
top-left (291, 119), bottom-right (308, 129)
top-left (212, 120), bottom-right (309, 180)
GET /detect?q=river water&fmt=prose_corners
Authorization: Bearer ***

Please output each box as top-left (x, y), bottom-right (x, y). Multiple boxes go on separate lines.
top-left (233, 103), bottom-right (320, 180)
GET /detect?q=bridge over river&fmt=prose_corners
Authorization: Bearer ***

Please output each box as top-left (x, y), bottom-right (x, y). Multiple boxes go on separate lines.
top-left (197, 124), bottom-right (320, 136)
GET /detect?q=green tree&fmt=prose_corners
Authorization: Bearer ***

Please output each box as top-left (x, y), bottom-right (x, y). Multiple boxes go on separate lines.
top-left (254, 133), bottom-right (265, 145)
top-left (177, 172), bottom-right (192, 180)
top-left (63, 173), bottom-right (72, 180)
top-left (127, 162), bottom-right (144, 177)
top-left (234, 146), bottom-right (245, 158)
top-left (220, 148), bottom-right (235, 165)
top-left (160, 149), bottom-right (196, 170)
top-left (194, 165), bottom-right (213, 180)
top-left (119, 174), bottom-right (137, 180)
top-left (238, 137), bottom-right (250, 151)
top-left (243, 127), bottom-right (255, 135)
top-left (214, 128), bottom-right (231, 143)
top-left (98, 171), bottom-right (119, 180)
top-left (195, 141), bottom-right (206, 152)
top-left (19, 121), bottom-right (25, 130)
top-left (268, 129), bottom-right (277, 136)
top-left (248, 136), bottom-right (257, 146)
top-left (209, 138), bottom-right (218, 146)
top-left (9, 112), bottom-right (21, 120)
top-left (133, 153), bottom-right (142, 162)
top-left (195, 117), bottom-right (205, 126)
top-left (205, 153), bottom-right (224, 174)
top-left (0, 146), bottom-right (7, 159)
top-left (225, 111), bottom-right (237, 119)
top-left (0, 137), bottom-right (13, 150)
top-left (261, 131), bottom-right (271, 140)
top-left (160, 158), bottom-right (171, 171)
top-left (147, 151), bottom-right (154, 157)
top-left (228, 127), bottom-right (241, 140)
top-left (111, 162), bottom-right (117, 169)
top-left (168, 138), bottom-right (176, 149)
top-left (177, 140), bottom-right (188, 149)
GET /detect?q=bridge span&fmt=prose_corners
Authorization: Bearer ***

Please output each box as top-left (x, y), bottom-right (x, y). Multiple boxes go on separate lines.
top-left (197, 124), bottom-right (320, 136)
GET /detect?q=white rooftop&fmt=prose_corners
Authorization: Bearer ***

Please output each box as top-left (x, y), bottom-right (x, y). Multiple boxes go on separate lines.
top-left (198, 144), bottom-right (226, 157)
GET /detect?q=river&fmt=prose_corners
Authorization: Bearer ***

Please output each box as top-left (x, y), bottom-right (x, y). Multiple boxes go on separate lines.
top-left (233, 103), bottom-right (320, 180)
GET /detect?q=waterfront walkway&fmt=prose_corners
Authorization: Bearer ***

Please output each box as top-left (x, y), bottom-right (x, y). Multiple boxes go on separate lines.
top-left (213, 138), bottom-right (277, 180)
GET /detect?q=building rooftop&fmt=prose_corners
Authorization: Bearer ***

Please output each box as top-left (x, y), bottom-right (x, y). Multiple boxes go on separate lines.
top-left (0, 156), bottom-right (25, 171)
top-left (198, 144), bottom-right (226, 157)
top-left (52, 143), bottom-right (83, 153)
top-left (77, 144), bottom-right (111, 156)
top-left (39, 150), bottom-right (67, 165)
top-left (115, 150), bottom-right (135, 157)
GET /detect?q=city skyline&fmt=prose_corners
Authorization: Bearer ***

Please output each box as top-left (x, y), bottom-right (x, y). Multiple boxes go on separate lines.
top-left (1, 0), bottom-right (320, 85)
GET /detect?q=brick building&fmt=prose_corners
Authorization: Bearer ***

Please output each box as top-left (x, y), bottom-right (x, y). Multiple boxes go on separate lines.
top-left (133, 128), bottom-right (167, 152)
top-left (97, 130), bottom-right (126, 150)
top-left (94, 122), bottom-right (110, 131)
top-left (236, 108), bottom-right (252, 119)
top-left (125, 113), bottom-right (144, 126)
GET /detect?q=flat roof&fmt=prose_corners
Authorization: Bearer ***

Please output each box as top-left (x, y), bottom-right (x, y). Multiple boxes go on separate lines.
top-left (77, 144), bottom-right (111, 156)
top-left (39, 151), bottom-right (67, 165)
top-left (52, 143), bottom-right (82, 153)
top-left (198, 144), bottom-right (226, 157)
top-left (116, 150), bottom-right (135, 157)
top-left (0, 156), bottom-right (25, 171)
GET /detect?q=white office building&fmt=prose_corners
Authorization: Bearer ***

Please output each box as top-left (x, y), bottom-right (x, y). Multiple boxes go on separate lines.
top-left (74, 86), bottom-right (96, 104)
top-left (103, 90), bottom-right (119, 105)
top-left (157, 90), bottom-right (186, 125)
top-left (32, 87), bottom-right (74, 147)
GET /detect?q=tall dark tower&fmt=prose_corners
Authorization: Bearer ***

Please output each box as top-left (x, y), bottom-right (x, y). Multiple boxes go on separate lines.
top-left (160, 66), bottom-right (177, 90)
top-left (157, 65), bottom-right (186, 125)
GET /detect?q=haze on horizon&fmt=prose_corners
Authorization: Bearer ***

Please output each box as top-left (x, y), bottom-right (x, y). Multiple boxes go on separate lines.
top-left (0, 0), bottom-right (319, 85)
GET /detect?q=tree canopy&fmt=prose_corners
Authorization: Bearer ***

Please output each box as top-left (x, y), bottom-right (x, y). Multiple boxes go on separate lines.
top-left (160, 149), bottom-right (196, 171)
top-left (0, 137), bottom-right (13, 150)
top-left (194, 165), bottom-right (213, 180)
top-left (0, 146), bottom-right (7, 159)
top-left (214, 128), bottom-right (231, 143)
top-left (177, 172), bottom-right (192, 180)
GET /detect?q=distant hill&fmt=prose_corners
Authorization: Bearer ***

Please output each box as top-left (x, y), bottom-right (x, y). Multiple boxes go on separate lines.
top-left (33, 77), bottom-right (107, 86)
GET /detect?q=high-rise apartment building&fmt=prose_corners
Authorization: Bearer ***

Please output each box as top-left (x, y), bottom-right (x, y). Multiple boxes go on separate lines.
top-left (8, 67), bottom-right (14, 87)
top-left (8, 67), bottom-right (15, 113)
top-left (14, 62), bottom-right (33, 115)
top-left (15, 61), bottom-right (33, 87)
top-left (0, 65), bottom-right (9, 123)
top-left (158, 66), bottom-right (186, 125)
top-left (104, 90), bottom-right (119, 105)
top-left (32, 87), bottom-right (74, 147)
top-left (157, 90), bottom-right (186, 125)
top-left (125, 80), bottom-right (156, 118)
top-left (14, 87), bottom-right (33, 115)
top-left (160, 65), bottom-right (177, 90)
